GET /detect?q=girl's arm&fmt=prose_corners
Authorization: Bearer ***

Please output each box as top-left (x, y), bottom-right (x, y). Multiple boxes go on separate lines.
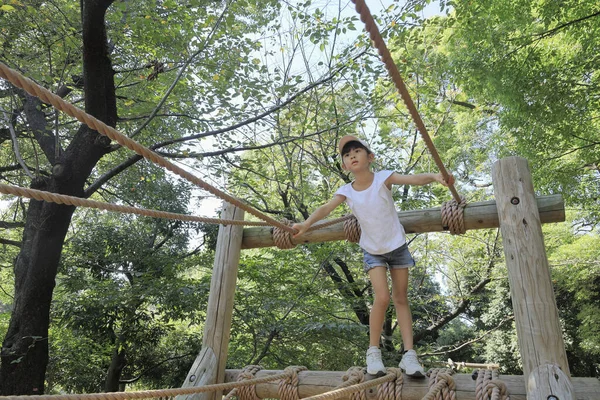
top-left (385, 172), bottom-right (454, 188)
top-left (292, 194), bottom-right (346, 237)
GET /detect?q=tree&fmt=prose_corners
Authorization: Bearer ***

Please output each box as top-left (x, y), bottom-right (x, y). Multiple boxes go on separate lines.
top-left (0, 0), bottom-right (282, 392)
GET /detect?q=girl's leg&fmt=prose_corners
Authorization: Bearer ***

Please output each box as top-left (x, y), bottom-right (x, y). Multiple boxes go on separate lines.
top-left (389, 268), bottom-right (413, 350)
top-left (367, 266), bottom-right (390, 347)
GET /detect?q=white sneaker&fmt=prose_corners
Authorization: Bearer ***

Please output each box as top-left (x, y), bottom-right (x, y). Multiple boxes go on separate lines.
top-left (366, 346), bottom-right (386, 376)
top-left (399, 349), bottom-right (425, 377)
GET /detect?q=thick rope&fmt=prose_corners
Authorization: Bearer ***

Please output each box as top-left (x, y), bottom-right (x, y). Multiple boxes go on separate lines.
top-left (0, 370), bottom-right (294, 400)
top-left (0, 62), bottom-right (294, 234)
top-left (0, 183), bottom-right (270, 227)
top-left (302, 370), bottom-right (396, 400)
top-left (377, 368), bottom-right (403, 400)
top-left (224, 365), bottom-right (263, 400)
top-left (341, 367), bottom-right (367, 400)
top-left (475, 369), bottom-right (510, 400)
top-left (273, 219), bottom-right (296, 249)
top-left (343, 215), bottom-right (361, 243)
top-left (423, 369), bottom-right (456, 400)
top-left (350, 0), bottom-right (462, 205)
top-left (278, 366), bottom-right (307, 400)
top-left (441, 197), bottom-right (467, 235)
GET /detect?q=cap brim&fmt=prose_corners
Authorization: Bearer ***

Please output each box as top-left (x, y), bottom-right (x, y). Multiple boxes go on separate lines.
top-left (338, 135), bottom-right (370, 155)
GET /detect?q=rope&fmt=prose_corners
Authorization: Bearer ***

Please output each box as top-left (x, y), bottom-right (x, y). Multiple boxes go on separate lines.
top-left (341, 367), bottom-right (367, 400)
top-left (0, 183), bottom-right (270, 227)
top-left (277, 366), bottom-right (307, 400)
top-left (377, 368), bottom-right (403, 400)
top-left (0, 370), bottom-right (294, 400)
top-left (224, 365), bottom-right (263, 400)
top-left (0, 62), bottom-right (294, 234)
top-left (343, 215), bottom-right (361, 243)
top-left (350, 0), bottom-right (462, 205)
top-left (273, 219), bottom-right (296, 249)
top-left (441, 197), bottom-right (467, 235)
top-left (302, 369), bottom-right (396, 400)
top-left (423, 369), bottom-right (456, 400)
top-left (475, 369), bottom-right (510, 400)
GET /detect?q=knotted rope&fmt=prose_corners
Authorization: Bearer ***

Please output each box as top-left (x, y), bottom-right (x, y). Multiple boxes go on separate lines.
top-left (441, 197), bottom-right (467, 235)
top-left (273, 219), bottom-right (296, 249)
top-left (343, 215), bottom-right (361, 243)
top-left (224, 365), bottom-right (263, 400)
top-left (475, 369), bottom-right (510, 400)
top-left (423, 368), bottom-right (456, 400)
top-left (341, 367), bottom-right (367, 400)
top-left (302, 369), bottom-right (396, 400)
top-left (278, 366), bottom-right (308, 400)
top-left (377, 368), bottom-right (403, 400)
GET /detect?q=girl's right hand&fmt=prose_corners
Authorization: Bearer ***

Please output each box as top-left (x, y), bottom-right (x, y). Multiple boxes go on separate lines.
top-left (291, 222), bottom-right (309, 238)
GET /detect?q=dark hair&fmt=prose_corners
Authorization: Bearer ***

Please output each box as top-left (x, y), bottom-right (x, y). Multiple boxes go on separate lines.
top-left (341, 140), bottom-right (372, 156)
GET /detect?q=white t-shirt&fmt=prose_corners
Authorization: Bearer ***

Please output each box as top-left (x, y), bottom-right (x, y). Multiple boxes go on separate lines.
top-left (335, 170), bottom-right (406, 254)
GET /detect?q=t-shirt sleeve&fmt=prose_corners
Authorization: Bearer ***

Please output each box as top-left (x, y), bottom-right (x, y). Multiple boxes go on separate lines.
top-left (376, 170), bottom-right (395, 188)
top-left (335, 184), bottom-right (350, 199)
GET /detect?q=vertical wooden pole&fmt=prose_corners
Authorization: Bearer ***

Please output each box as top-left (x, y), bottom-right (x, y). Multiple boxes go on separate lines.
top-left (178, 203), bottom-right (245, 400)
top-left (492, 157), bottom-right (573, 400)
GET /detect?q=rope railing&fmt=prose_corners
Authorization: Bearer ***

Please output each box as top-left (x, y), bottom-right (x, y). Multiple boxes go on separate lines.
top-left (0, 61), bottom-right (294, 234)
top-left (0, 369), bottom-right (294, 400)
top-left (0, 183), bottom-right (270, 227)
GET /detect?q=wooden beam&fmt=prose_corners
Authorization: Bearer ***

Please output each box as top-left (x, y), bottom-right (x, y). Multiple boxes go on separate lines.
top-left (242, 195), bottom-right (564, 249)
top-left (492, 157), bottom-right (573, 400)
top-left (178, 203), bottom-right (245, 400)
top-left (224, 369), bottom-right (600, 400)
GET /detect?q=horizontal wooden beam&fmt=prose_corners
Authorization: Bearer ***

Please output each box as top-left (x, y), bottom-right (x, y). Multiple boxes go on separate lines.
top-left (242, 194), bottom-right (564, 249)
top-left (224, 369), bottom-right (599, 400)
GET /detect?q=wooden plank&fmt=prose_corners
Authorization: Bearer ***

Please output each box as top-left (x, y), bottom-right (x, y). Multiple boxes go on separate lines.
top-left (492, 157), bottom-right (572, 399)
top-left (223, 369), bottom-right (600, 400)
top-left (178, 204), bottom-right (245, 400)
top-left (242, 195), bottom-right (564, 249)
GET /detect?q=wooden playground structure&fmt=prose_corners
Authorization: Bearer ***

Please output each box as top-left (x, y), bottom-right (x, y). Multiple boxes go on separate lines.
top-left (179, 157), bottom-right (600, 400)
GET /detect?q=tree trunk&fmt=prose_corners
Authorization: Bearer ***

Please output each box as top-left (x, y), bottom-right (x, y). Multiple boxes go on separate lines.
top-left (105, 346), bottom-right (127, 392)
top-left (0, 0), bottom-right (116, 394)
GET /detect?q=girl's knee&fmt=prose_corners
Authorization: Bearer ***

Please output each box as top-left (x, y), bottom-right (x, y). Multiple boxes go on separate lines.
top-left (374, 292), bottom-right (391, 308)
top-left (392, 292), bottom-right (408, 306)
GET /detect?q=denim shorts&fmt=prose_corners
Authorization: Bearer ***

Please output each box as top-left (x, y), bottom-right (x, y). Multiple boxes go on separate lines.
top-left (362, 243), bottom-right (415, 273)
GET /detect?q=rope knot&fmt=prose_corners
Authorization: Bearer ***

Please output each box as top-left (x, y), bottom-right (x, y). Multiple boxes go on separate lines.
top-left (273, 219), bottom-right (296, 249)
top-left (441, 196), bottom-right (467, 235)
top-left (343, 214), bottom-right (361, 243)
top-left (234, 365), bottom-right (263, 400)
top-left (424, 368), bottom-right (456, 400)
top-left (278, 366), bottom-right (307, 400)
top-left (378, 368), bottom-right (403, 400)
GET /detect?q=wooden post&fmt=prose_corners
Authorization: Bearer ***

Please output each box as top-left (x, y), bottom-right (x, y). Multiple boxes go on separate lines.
top-left (492, 157), bottom-right (574, 400)
top-left (178, 203), bottom-right (245, 400)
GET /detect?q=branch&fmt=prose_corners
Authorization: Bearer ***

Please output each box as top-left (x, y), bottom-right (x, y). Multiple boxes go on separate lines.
top-left (119, 352), bottom-right (196, 384)
top-left (420, 316), bottom-right (515, 357)
top-left (0, 221), bottom-right (25, 229)
top-left (414, 277), bottom-right (492, 343)
top-left (0, 238), bottom-right (22, 247)
top-left (127, 1), bottom-right (230, 140)
top-left (1, 109), bottom-right (35, 179)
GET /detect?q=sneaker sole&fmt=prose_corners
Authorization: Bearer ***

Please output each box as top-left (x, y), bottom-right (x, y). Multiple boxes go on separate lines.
top-left (404, 370), bottom-right (425, 378)
top-left (367, 369), bottom-right (387, 377)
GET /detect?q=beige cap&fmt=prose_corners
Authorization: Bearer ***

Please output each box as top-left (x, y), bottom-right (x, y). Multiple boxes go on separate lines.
top-left (338, 135), bottom-right (371, 155)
